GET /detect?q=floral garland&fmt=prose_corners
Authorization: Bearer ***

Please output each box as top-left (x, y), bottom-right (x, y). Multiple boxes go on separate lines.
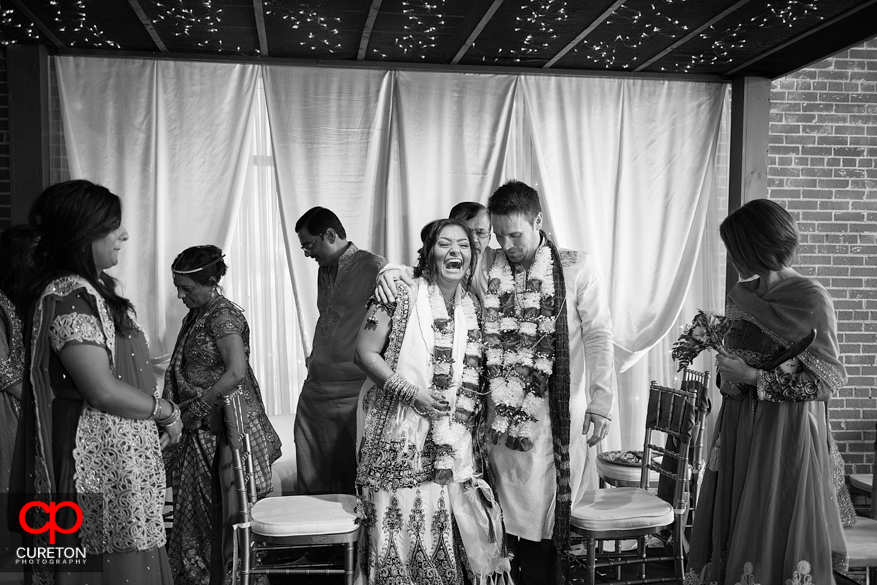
top-left (484, 246), bottom-right (556, 451)
top-left (427, 284), bottom-right (483, 483)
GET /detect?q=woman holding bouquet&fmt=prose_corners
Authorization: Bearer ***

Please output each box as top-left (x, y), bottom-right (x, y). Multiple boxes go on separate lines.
top-left (354, 218), bottom-right (512, 585)
top-left (686, 199), bottom-right (853, 585)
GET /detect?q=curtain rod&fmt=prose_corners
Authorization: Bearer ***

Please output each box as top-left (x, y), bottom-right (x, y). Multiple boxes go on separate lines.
top-left (54, 48), bottom-right (729, 84)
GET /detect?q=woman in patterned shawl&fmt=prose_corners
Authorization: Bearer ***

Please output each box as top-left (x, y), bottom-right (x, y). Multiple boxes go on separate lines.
top-left (0, 225), bottom-right (35, 582)
top-left (22, 180), bottom-right (182, 584)
top-left (355, 219), bottom-right (512, 585)
top-left (163, 244), bottom-right (281, 585)
top-left (686, 199), bottom-right (854, 585)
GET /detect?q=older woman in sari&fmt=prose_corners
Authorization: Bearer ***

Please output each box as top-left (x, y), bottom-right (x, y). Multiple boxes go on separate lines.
top-left (355, 218), bottom-right (511, 585)
top-left (163, 244), bottom-right (281, 585)
top-left (686, 199), bottom-right (853, 585)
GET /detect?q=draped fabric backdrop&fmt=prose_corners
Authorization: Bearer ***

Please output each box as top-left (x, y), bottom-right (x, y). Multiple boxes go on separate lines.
top-left (56, 56), bottom-right (258, 360)
top-left (55, 55), bottom-right (727, 450)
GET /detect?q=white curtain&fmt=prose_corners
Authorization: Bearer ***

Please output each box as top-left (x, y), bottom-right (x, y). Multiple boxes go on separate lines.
top-left (224, 80), bottom-right (306, 415)
top-left (56, 56), bottom-right (728, 446)
top-left (262, 66), bottom-right (394, 350)
top-left (55, 56), bottom-right (259, 358)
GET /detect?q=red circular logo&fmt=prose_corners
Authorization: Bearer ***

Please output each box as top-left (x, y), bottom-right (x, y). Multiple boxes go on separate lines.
top-left (19, 501), bottom-right (83, 545)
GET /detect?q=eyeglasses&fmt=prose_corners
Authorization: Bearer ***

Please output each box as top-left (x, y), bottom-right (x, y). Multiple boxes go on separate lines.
top-left (472, 229), bottom-right (492, 239)
top-left (300, 231), bottom-right (326, 251)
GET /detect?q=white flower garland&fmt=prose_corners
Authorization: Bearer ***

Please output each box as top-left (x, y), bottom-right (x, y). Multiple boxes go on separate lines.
top-left (427, 284), bottom-right (483, 482)
top-left (484, 246), bottom-right (556, 451)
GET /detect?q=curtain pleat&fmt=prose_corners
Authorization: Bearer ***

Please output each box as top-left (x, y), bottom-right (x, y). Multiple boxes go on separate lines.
top-left (55, 56), bottom-right (258, 358)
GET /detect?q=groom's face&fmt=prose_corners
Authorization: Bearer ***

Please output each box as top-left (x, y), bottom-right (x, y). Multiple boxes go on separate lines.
top-left (491, 212), bottom-right (542, 265)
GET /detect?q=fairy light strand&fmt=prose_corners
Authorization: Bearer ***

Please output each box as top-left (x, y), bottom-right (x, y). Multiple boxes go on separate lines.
top-left (265, 1), bottom-right (342, 54)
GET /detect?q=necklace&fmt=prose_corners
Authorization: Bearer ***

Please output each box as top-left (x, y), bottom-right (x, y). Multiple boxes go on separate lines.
top-left (426, 283), bottom-right (483, 484)
top-left (484, 246), bottom-right (557, 451)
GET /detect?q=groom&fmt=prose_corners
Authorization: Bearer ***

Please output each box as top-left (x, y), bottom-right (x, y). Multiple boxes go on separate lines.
top-left (376, 180), bottom-right (616, 584)
top-left (482, 180), bottom-right (615, 584)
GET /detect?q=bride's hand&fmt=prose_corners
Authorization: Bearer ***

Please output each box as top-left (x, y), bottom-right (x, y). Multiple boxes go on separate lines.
top-left (411, 387), bottom-right (451, 418)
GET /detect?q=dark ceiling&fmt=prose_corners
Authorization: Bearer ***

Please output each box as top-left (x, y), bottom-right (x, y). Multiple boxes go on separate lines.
top-left (2, 0), bottom-right (877, 79)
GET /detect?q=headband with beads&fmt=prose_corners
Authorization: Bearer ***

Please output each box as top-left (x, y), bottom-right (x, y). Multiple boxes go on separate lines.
top-left (171, 255), bottom-right (225, 275)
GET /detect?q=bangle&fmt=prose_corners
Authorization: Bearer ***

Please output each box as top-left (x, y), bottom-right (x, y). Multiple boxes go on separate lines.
top-left (383, 373), bottom-right (417, 406)
top-left (157, 401), bottom-right (181, 427)
top-left (189, 397), bottom-right (212, 419)
top-left (149, 395), bottom-right (161, 420)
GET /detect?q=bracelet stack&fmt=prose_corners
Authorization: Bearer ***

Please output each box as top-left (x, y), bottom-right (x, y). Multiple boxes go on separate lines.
top-left (149, 395), bottom-right (162, 420)
top-left (383, 373), bottom-right (417, 406)
top-left (157, 401), bottom-right (181, 427)
top-left (189, 397), bottom-right (212, 419)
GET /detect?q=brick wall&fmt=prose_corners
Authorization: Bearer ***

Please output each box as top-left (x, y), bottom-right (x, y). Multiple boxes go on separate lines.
top-left (768, 37), bottom-right (877, 475)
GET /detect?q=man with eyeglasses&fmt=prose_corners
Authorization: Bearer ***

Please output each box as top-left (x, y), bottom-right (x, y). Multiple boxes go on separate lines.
top-left (294, 206), bottom-right (386, 495)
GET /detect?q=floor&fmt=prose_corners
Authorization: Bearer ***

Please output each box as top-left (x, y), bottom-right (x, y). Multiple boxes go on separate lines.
top-left (263, 545), bottom-right (865, 584)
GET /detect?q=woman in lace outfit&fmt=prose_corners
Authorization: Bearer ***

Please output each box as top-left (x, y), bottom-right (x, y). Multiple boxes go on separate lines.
top-left (686, 199), bottom-right (853, 585)
top-left (163, 245), bottom-right (281, 585)
top-left (22, 180), bottom-right (182, 584)
top-left (0, 225), bottom-right (35, 582)
top-left (355, 219), bottom-right (511, 585)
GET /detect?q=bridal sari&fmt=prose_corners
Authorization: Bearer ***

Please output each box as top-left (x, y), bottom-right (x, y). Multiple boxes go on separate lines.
top-left (686, 275), bottom-right (854, 585)
top-left (356, 279), bottom-right (511, 585)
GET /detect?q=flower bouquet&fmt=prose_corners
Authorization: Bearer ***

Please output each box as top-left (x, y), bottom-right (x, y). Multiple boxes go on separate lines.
top-left (671, 309), bottom-right (732, 371)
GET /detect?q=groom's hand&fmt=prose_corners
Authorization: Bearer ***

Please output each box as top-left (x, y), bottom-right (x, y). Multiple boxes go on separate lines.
top-left (582, 412), bottom-right (610, 447)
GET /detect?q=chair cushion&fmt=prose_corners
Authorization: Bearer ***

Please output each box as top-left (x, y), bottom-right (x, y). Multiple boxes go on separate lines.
top-left (846, 516), bottom-right (877, 566)
top-left (251, 494), bottom-right (358, 537)
top-left (571, 488), bottom-right (674, 532)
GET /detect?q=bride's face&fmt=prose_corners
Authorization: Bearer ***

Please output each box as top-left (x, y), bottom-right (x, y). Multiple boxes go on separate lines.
top-left (432, 224), bottom-right (472, 286)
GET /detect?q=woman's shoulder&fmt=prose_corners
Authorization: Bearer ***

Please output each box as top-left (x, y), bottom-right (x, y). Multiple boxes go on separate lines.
top-left (207, 296), bottom-right (248, 331)
top-left (41, 274), bottom-right (94, 299)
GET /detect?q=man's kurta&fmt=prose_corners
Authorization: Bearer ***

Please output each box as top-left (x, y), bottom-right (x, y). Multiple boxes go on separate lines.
top-left (486, 245), bottom-right (616, 541)
top-left (294, 243), bottom-right (386, 494)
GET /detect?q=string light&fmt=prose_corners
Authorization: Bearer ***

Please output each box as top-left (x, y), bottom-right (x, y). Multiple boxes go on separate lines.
top-left (265, 1), bottom-right (342, 53)
top-left (665, 0), bottom-right (821, 73)
top-left (0, 6), bottom-right (39, 45)
top-left (572, 0), bottom-right (689, 70)
top-left (153, 0), bottom-right (224, 51)
top-left (374, 0), bottom-right (446, 59)
top-left (48, 0), bottom-right (120, 48)
top-left (468, 0), bottom-right (570, 64)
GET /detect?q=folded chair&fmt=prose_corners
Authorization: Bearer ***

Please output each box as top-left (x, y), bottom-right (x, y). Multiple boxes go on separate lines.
top-left (846, 419), bottom-right (877, 584)
top-left (219, 392), bottom-right (359, 585)
top-left (568, 380), bottom-right (706, 585)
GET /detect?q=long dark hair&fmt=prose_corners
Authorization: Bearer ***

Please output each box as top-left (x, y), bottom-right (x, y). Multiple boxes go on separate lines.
top-left (27, 180), bottom-right (135, 332)
top-left (0, 224), bottom-right (38, 317)
top-left (414, 218), bottom-right (478, 291)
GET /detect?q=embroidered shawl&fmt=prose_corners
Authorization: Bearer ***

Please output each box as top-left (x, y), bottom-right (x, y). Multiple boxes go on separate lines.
top-left (545, 234), bottom-right (573, 553)
top-left (727, 275), bottom-right (846, 393)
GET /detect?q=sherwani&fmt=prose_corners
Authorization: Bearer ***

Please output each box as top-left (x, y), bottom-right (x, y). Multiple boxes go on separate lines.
top-left (485, 244), bottom-right (616, 542)
top-left (294, 242), bottom-right (386, 494)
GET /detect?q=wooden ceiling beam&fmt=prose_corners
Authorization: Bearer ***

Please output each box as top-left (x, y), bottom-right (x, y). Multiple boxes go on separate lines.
top-left (7, 0), bottom-right (65, 49)
top-left (543, 0), bottom-right (626, 69)
top-left (358, 0), bottom-right (383, 61)
top-left (634, 0), bottom-right (753, 72)
top-left (451, 0), bottom-right (505, 65)
top-left (253, 0), bottom-right (269, 56)
top-left (726, 0), bottom-right (877, 76)
top-left (127, 0), bottom-right (168, 52)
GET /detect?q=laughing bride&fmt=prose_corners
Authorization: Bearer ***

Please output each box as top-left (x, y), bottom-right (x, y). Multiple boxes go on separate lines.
top-left (354, 218), bottom-right (512, 585)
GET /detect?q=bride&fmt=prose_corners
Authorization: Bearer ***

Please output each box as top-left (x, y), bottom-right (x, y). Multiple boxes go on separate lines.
top-left (354, 218), bottom-right (512, 585)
